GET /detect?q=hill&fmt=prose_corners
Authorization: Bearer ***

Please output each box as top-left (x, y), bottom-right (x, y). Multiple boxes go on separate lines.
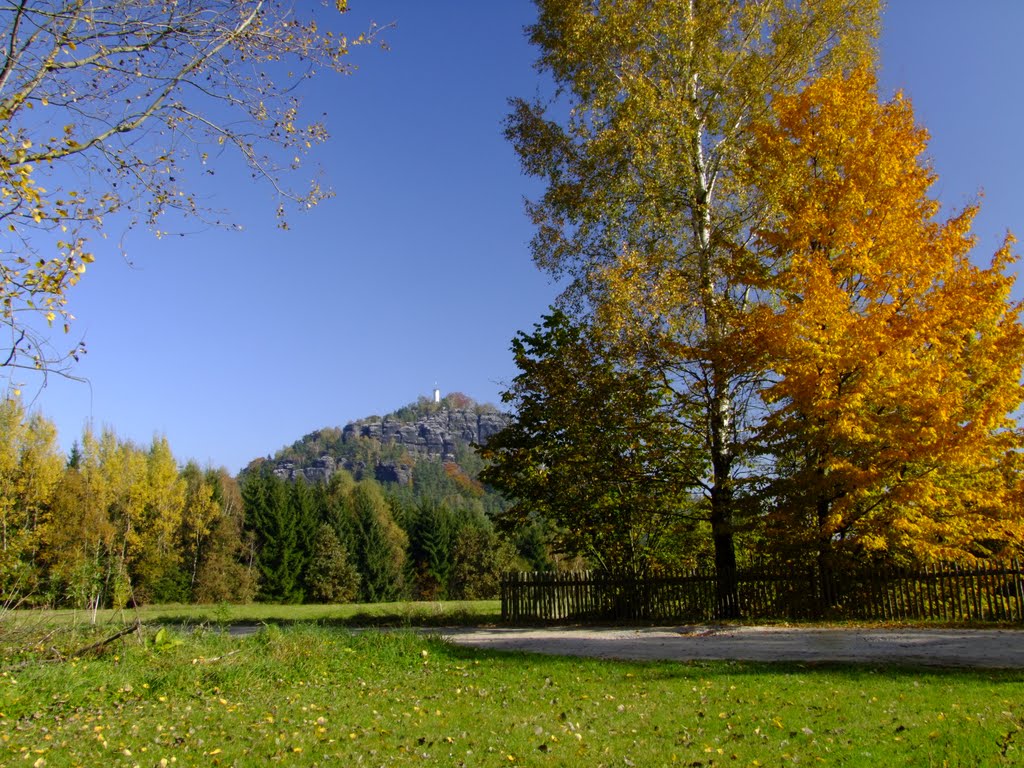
top-left (246, 392), bottom-right (509, 488)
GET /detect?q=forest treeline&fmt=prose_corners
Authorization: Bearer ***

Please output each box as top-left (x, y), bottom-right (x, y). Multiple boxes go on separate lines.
top-left (0, 398), bottom-right (541, 610)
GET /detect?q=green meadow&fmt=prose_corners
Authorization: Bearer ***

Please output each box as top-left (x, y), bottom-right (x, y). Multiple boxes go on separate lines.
top-left (7, 600), bottom-right (503, 630)
top-left (1, 615), bottom-right (1021, 767)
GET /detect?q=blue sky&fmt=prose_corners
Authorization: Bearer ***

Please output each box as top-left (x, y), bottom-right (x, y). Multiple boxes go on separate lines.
top-left (24, 1), bottom-right (1024, 474)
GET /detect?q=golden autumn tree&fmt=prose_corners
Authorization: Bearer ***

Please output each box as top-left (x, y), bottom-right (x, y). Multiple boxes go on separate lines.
top-left (0, 1), bottom-right (382, 381)
top-left (38, 427), bottom-right (118, 610)
top-left (0, 397), bottom-right (63, 600)
top-left (134, 436), bottom-right (187, 602)
top-left (507, 0), bottom-right (879, 612)
top-left (747, 66), bottom-right (1024, 568)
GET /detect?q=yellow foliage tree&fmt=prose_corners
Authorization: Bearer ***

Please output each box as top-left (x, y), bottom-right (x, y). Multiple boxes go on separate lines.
top-left (38, 427), bottom-right (119, 610)
top-left (180, 462), bottom-right (222, 595)
top-left (507, 0), bottom-right (879, 611)
top-left (747, 66), bottom-right (1024, 566)
top-left (0, 397), bottom-right (62, 599)
top-left (0, 1), bottom-right (382, 380)
top-left (135, 436), bottom-right (187, 601)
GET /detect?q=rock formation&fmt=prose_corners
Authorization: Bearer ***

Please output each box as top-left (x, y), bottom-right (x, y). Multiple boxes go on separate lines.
top-left (342, 408), bottom-right (508, 461)
top-left (270, 407), bottom-right (508, 486)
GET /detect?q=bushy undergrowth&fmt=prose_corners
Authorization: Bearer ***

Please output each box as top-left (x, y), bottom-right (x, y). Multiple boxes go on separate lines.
top-left (1, 624), bottom-right (1021, 766)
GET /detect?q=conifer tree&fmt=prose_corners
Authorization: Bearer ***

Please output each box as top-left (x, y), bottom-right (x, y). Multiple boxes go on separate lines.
top-left (243, 471), bottom-right (303, 603)
top-left (321, 472), bottom-right (359, 558)
top-left (407, 499), bottom-right (455, 599)
top-left (351, 480), bottom-right (407, 602)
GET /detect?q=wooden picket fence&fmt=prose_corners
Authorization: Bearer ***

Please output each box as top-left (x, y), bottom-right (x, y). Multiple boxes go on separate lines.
top-left (500, 560), bottom-right (1024, 624)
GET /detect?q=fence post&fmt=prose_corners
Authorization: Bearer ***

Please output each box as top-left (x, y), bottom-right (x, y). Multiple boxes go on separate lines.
top-left (501, 572), bottom-right (507, 623)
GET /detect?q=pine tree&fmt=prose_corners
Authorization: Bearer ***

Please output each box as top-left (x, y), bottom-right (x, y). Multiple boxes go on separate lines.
top-left (244, 472), bottom-right (303, 603)
top-left (351, 480), bottom-right (407, 603)
top-left (408, 500), bottom-right (455, 599)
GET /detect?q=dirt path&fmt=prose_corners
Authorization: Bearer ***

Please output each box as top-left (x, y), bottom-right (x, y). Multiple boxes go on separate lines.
top-left (438, 625), bottom-right (1024, 668)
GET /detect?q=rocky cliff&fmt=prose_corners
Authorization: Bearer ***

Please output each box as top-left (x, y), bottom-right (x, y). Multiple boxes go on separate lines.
top-left (342, 409), bottom-right (508, 461)
top-left (269, 407), bottom-right (508, 486)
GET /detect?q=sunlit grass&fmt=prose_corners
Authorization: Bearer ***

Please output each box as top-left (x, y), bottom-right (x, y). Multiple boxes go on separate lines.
top-left (1, 624), bottom-right (1021, 766)
top-left (3, 599), bottom-right (501, 630)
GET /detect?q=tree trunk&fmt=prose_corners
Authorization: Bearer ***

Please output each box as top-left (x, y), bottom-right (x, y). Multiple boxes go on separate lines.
top-left (710, 390), bottom-right (738, 619)
top-left (816, 489), bottom-right (834, 616)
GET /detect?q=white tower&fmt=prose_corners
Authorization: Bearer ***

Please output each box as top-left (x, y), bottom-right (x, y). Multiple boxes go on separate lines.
top-left (433, 385), bottom-right (441, 403)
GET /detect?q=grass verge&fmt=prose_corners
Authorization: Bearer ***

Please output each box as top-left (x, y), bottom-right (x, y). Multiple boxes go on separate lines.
top-left (1, 600), bottom-right (502, 632)
top-left (1, 624), bottom-right (1021, 766)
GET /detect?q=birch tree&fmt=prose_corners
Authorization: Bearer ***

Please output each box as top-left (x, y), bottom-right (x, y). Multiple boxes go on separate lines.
top-left (0, 397), bottom-right (62, 599)
top-left (507, 0), bottom-right (878, 611)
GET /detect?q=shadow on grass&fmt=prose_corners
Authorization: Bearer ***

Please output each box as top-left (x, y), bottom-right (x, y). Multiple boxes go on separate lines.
top-left (149, 608), bottom-right (501, 632)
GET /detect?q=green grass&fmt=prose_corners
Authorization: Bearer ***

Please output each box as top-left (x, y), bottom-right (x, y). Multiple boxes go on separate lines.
top-left (1, 624), bottom-right (1021, 767)
top-left (2, 599), bottom-right (502, 631)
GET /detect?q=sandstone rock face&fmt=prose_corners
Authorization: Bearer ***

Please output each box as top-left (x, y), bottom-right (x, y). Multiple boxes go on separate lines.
top-left (342, 408), bottom-right (509, 462)
top-left (374, 460), bottom-right (414, 485)
top-left (272, 455), bottom-right (337, 484)
top-left (273, 408), bottom-right (509, 486)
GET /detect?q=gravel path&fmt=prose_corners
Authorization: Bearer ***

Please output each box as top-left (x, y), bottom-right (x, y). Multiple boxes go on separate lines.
top-left (438, 625), bottom-right (1024, 669)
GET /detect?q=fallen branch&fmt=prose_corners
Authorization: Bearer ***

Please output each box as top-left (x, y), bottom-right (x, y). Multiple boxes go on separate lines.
top-left (70, 620), bottom-right (143, 658)
top-left (3, 621), bottom-right (143, 670)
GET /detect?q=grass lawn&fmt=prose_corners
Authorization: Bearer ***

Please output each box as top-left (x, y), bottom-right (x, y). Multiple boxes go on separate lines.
top-left (1, 622), bottom-right (1021, 767)
top-left (3, 600), bottom-right (502, 629)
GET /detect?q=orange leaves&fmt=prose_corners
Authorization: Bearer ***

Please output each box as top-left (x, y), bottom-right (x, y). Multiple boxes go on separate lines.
top-left (749, 66), bottom-right (1024, 565)
top-left (751, 66), bottom-right (936, 296)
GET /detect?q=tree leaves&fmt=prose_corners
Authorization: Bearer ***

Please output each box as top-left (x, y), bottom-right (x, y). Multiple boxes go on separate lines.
top-left (506, 0), bottom-right (881, 585)
top-left (508, 4), bottom-right (1022, 573)
top-left (480, 311), bottom-right (706, 576)
top-left (746, 66), bottom-right (1024, 566)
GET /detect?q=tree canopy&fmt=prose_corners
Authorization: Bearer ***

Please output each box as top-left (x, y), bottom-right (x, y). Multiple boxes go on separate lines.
top-left (746, 66), bottom-right (1024, 567)
top-left (505, 0), bottom-right (881, 599)
top-left (496, 0), bottom-right (1024, 590)
top-left (480, 311), bottom-right (706, 576)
